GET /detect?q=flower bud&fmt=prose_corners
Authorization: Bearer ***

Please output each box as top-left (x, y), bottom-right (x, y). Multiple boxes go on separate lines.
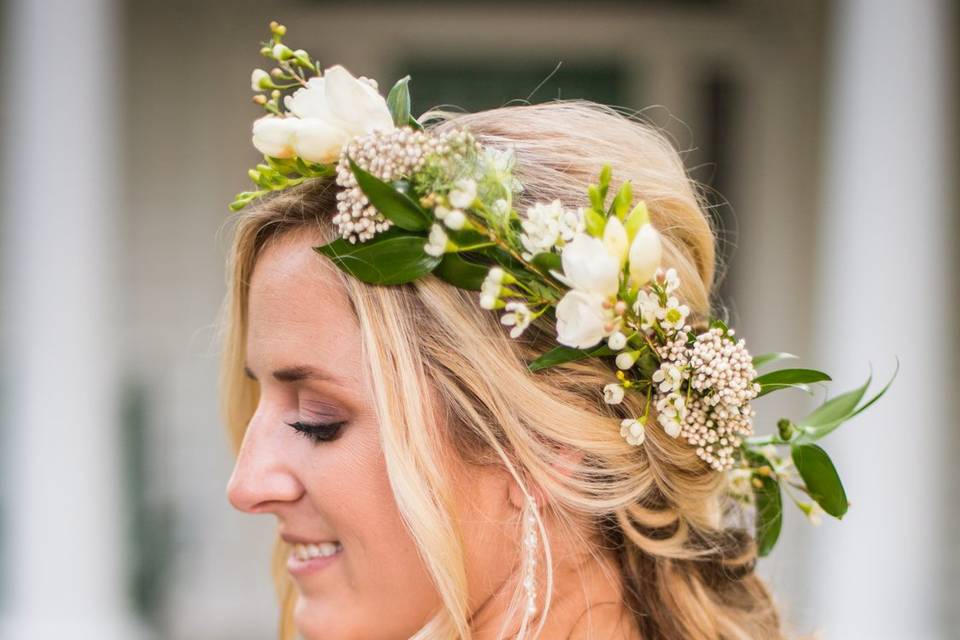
top-left (272, 44), bottom-right (294, 60)
top-left (628, 223), bottom-right (662, 289)
top-left (251, 68), bottom-right (272, 91)
top-left (602, 215), bottom-right (628, 267)
top-left (443, 209), bottom-right (467, 230)
top-left (616, 350), bottom-right (639, 370)
top-left (607, 331), bottom-right (627, 351)
top-left (603, 384), bottom-right (625, 405)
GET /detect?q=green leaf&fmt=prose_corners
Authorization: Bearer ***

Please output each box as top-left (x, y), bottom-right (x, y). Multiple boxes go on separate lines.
top-left (795, 364), bottom-right (898, 443)
top-left (446, 227), bottom-right (489, 248)
top-left (794, 374), bottom-right (872, 442)
top-left (791, 443), bottom-right (848, 518)
top-left (754, 368), bottom-right (832, 398)
top-left (348, 158), bottom-right (430, 231)
top-left (407, 115), bottom-right (424, 131)
top-left (752, 352), bottom-right (798, 369)
top-left (530, 251), bottom-right (561, 275)
top-left (314, 228), bottom-right (439, 285)
top-left (527, 344), bottom-right (616, 373)
top-left (433, 252), bottom-right (489, 290)
top-left (386, 75), bottom-right (412, 128)
top-left (743, 450), bottom-right (783, 556)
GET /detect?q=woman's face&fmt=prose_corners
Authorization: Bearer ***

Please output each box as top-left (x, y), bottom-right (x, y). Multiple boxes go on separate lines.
top-left (227, 231), bottom-right (521, 639)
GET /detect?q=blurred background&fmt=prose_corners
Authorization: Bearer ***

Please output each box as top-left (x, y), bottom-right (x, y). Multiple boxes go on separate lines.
top-left (0, 0), bottom-right (955, 638)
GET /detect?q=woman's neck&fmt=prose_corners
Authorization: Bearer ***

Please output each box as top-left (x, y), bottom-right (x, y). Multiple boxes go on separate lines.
top-left (470, 544), bottom-right (640, 639)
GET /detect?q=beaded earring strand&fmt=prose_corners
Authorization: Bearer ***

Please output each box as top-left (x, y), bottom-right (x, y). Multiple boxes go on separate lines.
top-left (522, 497), bottom-right (539, 619)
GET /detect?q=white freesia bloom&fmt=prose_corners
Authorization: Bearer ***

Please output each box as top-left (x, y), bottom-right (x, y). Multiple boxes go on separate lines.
top-left (603, 383), bottom-right (625, 405)
top-left (251, 115), bottom-right (299, 159)
top-left (291, 118), bottom-right (351, 164)
top-left (558, 233), bottom-right (620, 296)
top-left (288, 65), bottom-right (394, 136)
top-left (275, 65), bottom-right (394, 163)
top-left (620, 418), bottom-right (646, 446)
top-left (603, 216), bottom-right (629, 267)
top-left (555, 290), bottom-right (613, 349)
top-left (628, 223), bottom-right (662, 289)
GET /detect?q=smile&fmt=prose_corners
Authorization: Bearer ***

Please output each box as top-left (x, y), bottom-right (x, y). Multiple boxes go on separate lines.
top-left (292, 541), bottom-right (342, 560)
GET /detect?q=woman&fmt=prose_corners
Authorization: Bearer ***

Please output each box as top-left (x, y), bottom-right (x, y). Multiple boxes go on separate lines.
top-left (220, 96), bottom-right (785, 638)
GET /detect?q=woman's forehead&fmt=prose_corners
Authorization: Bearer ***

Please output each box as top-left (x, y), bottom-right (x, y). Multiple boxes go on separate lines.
top-left (246, 231), bottom-right (360, 376)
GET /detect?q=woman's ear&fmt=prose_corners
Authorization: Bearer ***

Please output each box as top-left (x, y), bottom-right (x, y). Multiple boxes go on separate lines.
top-left (507, 447), bottom-right (584, 511)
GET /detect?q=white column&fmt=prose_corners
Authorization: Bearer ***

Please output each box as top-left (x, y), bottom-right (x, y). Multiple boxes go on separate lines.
top-left (0, 0), bottom-right (142, 637)
top-left (813, 1), bottom-right (950, 638)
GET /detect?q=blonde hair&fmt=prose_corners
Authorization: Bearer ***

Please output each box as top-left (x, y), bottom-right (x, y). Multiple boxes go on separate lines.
top-left (219, 100), bottom-right (785, 639)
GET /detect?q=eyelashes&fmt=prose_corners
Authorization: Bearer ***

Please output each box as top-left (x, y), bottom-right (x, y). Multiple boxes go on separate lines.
top-left (286, 420), bottom-right (346, 444)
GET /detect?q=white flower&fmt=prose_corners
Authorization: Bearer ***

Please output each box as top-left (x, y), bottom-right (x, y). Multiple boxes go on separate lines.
top-left (657, 296), bottom-right (690, 331)
top-left (501, 302), bottom-right (533, 338)
top-left (727, 468), bottom-right (753, 500)
top-left (620, 418), bottom-right (646, 446)
top-left (520, 200), bottom-right (563, 258)
top-left (607, 331), bottom-right (627, 351)
top-left (628, 223), bottom-right (662, 289)
top-left (481, 267), bottom-right (503, 297)
top-left (603, 216), bottom-right (629, 267)
top-left (289, 65), bottom-right (393, 135)
top-left (616, 351), bottom-right (639, 370)
top-left (656, 392), bottom-right (686, 438)
top-left (652, 363), bottom-right (683, 393)
top-left (424, 223), bottom-right (448, 257)
top-left (603, 383), bottom-right (625, 405)
top-left (632, 289), bottom-right (660, 331)
top-left (251, 68), bottom-right (271, 91)
top-left (519, 200), bottom-right (584, 259)
top-left (291, 118), bottom-right (352, 164)
top-left (558, 233), bottom-right (620, 296)
top-left (559, 207), bottom-right (586, 242)
top-left (443, 209), bottom-right (467, 230)
top-left (251, 115), bottom-right (299, 158)
top-left (449, 179), bottom-right (477, 209)
top-left (657, 267), bottom-right (680, 293)
top-left (804, 502), bottom-right (824, 526)
top-left (277, 65), bottom-right (394, 163)
top-left (555, 290), bottom-right (614, 349)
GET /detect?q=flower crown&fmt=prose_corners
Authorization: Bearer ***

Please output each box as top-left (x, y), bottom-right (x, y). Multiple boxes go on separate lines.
top-left (231, 22), bottom-right (895, 556)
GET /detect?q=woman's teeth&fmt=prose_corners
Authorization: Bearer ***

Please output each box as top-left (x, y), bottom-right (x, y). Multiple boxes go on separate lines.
top-left (292, 541), bottom-right (342, 561)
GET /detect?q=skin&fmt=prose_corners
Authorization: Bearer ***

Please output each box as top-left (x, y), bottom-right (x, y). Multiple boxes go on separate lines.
top-left (228, 229), bottom-right (641, 639)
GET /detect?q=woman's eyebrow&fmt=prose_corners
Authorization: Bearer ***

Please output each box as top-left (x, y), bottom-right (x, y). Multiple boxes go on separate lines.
top-left (243, 364), bottom-right (336, 383)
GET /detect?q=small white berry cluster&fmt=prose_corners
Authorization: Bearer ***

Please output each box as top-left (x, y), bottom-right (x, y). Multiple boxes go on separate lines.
top-left (333, 127), bottom-right (477, 243)
top-left (654, 327), bottom-right (760, 470)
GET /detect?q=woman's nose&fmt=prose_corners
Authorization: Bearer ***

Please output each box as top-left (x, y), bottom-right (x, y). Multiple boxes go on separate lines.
top-left (227, 416), bottom-right (303, 514)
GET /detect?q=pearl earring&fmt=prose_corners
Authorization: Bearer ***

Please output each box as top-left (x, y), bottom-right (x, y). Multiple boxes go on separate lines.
top-left (522, 497), bottom-right (539, 617)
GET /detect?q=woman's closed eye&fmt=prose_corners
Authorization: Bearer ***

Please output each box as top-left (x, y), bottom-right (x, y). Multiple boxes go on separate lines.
top-left (286, 420), bottom-right (346, 444)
